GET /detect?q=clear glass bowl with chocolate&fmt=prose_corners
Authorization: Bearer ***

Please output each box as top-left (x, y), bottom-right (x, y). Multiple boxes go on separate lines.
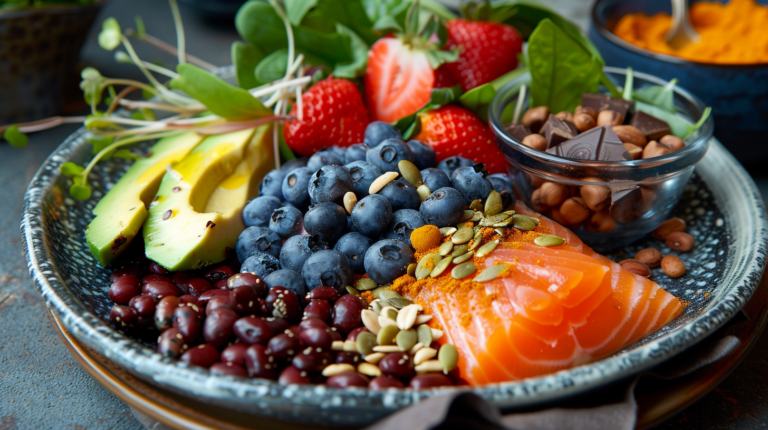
top-left (488, 67), bottom-right (714, 250)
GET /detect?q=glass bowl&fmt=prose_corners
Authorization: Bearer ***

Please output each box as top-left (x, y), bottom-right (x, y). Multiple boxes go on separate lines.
top-left (488, 67), bottom-right (714, 250)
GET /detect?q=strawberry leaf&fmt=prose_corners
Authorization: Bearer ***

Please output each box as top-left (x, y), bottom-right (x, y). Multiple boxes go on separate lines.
top-left (231, 41), bottom-right (266, 89)
top-left (424, 48), bottom-right (459, 69)
top-left (372, 15), bottom-right (402, 33)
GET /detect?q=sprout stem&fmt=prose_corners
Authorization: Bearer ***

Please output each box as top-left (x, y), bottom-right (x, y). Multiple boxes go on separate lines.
top-left (119, 99), bottom-right (206, 113)
top-left (126, 30), bottom-right (216, 71)
top-left (120, 36), bottom-right (194, 106)
top-left (168, 0), bottom-right (186, 66)
top-left (106, 86), bottom-right (140, 116)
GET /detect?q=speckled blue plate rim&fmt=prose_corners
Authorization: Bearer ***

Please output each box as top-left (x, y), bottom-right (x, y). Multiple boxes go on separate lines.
top-left (21, 128), bottom-right (768, 426)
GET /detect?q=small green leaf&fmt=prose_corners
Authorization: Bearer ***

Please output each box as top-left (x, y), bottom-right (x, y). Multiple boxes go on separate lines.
top-left (80, 67), bottom-right (106, 107)
top-left (424, 48), bottom-right (459, 70)
top-left (3, 125), bottom-right (28, 148)
top-left (60, 162), bottom-right (86, 178)
top-left (285, 0), bottom-right (318, 25)
top-left (633, 78), bottom-right (678, 113)
top-left (141, 108), bottom-right (156, 121)
top-left (134, 15), bottom-right (146, 38)
top-left (333, 23), bottom-right (369, 79)
top-left (98, 17), bottom-right (122, 51)
top-left (255, 49), bottom-right (330, 83)
top-left (114, 51), bottom-right (132, 63)
top-left (142, 83), bottom-right (155, 100)
top-left (70, 183), bottom-right (92, 201)
top-left (231, 41), bottom-right (266, 90)
top-left (372, 15), bottom-right (402, 33)
top-left (88, 135), bottom-right (116, 155)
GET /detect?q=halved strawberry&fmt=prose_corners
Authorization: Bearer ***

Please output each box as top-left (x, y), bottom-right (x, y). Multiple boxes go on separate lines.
top-left (413, 104), bottom-right (509, 174)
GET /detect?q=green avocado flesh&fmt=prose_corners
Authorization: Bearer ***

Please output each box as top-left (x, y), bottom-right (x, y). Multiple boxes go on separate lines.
top-left (143, 125), bottom-right (273, 271)
top-left (85, 132), bottom-right (204, 266)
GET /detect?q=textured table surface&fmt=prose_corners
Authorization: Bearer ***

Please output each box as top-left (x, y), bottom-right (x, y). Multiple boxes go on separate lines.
top-left (1, 1), bottom-right (767, 429)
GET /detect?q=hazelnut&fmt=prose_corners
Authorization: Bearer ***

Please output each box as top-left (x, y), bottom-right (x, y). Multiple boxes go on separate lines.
top-left (585, 210), bottom-right (617, 233)
top-left (635, 248), bottom-right (662, 268)
top-left (522, 106), bottom-right (550, 133)
top-left (538, 182), bottom-right (569, 207)
top-left (555, 111), bottom-right (574, 122)
top-left (652, 217), bottom-right (686, 240)
top-left (660, 135), bottom-right (685, 151)
top-left (575, 105), bottom-right (597, 120)
top-left (642, 140), bottom-right (672, 159)
top-left (573, 113), bottom-right (596, 132)
top-left (666, 231), bottom-right (694, 252)
top-left (597, 110), bottom-right (625, 127)
top-left (661, 255), bottom-right (686, 278)
top-left (612, 125), bottom-right (647, 147)
top-left (522, 134), bottom-right (548, 151)
top-left (530, 188), bottom-right (549, 212)
top-left (528, 173), bottom-right (545, 189)
top-left (619, 259), bottom-right (651, 277)
top-left (623, 143), bottom-right (643, 160)
top-left (547, 206), bottom-right (575, 227)
top-left (559, 197), bottom-right (591, 224)
top-left (580, 178), bottom-right (609, 211)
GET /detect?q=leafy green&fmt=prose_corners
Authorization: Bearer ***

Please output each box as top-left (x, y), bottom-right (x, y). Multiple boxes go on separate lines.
top-left (80, 67), bottom-right (106, 108)
top-left (3, 125), bottom-right (28, 148)
top-left (60, 162), bottom-right (85, 178)
top-left (98, 17), bottom-right (122, 51)
top-left (633, 78), bottom-right (678, 113)
top-left (255, 49), bottom-right (330, 83)
top-left (333, 23), bottom-right (370, 79)
top-left (301, 0), bottom-right (378, 45)
top-left (622, 67), bottom-right (634, 101)
top-left (170, 63), bottom-right (271, 119)
top-left (285, 0), bottom-right (318, 25)
top-left (70, 183), bottom-right (92, 201)
top-left (489, 0), bottom-right (591, 50)
top-left (459, 67), bottom-right (528, 121)
top-left (88, 135), bottom-right (116, 155)
top-left (527, 19), bottom-right (603, 114)
top-left (231, 41), bottom-right (266, 89)
top-left (134, 15), bottom-right (146, 38)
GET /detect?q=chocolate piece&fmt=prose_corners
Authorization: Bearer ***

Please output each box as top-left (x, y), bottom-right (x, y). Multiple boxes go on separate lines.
top-left (540, 114), bottom-right (577, 149)
top-left (630, 111), bottom-right (671, 141)
top-left (546, 126), bottom-right (632, 161)
top-left (506, 123), bottom-right (532, 142)
top-left (581, 93), bottom-right (635, 118)
top-left (610, 186), bottom-right (644, 222)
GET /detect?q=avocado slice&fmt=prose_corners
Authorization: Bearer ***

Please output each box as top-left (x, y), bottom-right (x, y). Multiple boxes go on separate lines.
top-left (143, 125), bottom-right (274, 271)
top-left (85, 131), bottom-right (204, 266)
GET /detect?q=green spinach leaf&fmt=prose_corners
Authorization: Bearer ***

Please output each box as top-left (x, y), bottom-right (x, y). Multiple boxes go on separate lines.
top-left (285, 0), bottom-right (318, 25)
top-left (459, 67), bottom-right (528, 121)
top-left (255, 49), bottom-right (330, 83)
top-left (633, 78), bottom-right (678, 113)
top-left (231, 41), bottom-right (266, 89)
top-left (333, 23), bottom-right (369, 79)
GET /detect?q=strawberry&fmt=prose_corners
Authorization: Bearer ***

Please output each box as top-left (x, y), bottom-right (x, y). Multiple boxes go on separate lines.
top-left (433, 65), bottom-right (459, 89)
top-left (283, 77), bottom-right (369, 156)
top-left (443, 19), bottom-right (523, 91)
top-left (413, 104), bottom-right (509, 174)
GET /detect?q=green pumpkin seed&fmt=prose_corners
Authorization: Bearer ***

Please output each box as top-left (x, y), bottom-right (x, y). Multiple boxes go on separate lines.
top-left (372, 300), bottom-right (384, 315)
top-left (471, 211), bottom-right (484, 222)
top-left (469, 199), bottom-right (483, 212)
top-left (461, 210), bottom-right (475, 222)
top-left (512, 214), bottom-right (536, 231)
top-left (502, 210), bottom-right (516, 216)
top-left (396, 329), bottom-right (417, 351)
top-left (534, 234), bottom-right (566, 247)
top-left (484, 191), bottom-right (502, 213)
top-left (439, 227), bottom-right (456, 237)
top-left (474, 264), bottom-right (508, 282)
top-left (407, 263), bottom-right (417, 277)
top-left (417, 185), bottom-right (431, 202)
top-left (377, 324), bottom-right (400, 345)
top-left (398, 160), bottom-right (423, 187)
top-left (430, 256), bottom-right (454, 278)
top-left (355, 278), bottom-right (378, 292)
top-left (479, 213), bottom-right (509, 226)
top-left (379, 289), bottom-right (401, 303)
top-left (356, 331), bottom-right (377, 355)
top-left (371, 286), bottom-right (389, 299)
top-left (438, 344), bottom-right (458, 372)
top-left (469, 230), bottom-right (483, 251)
top-left (417, 324), bottom-right (433, 346)
top-left (416, 253), bottom-right (442, 280)
top-left (346, 286), bottom-right (360, 296)
top-left (382, 307), bottom-right (398, 320)
top-left (453, 251), bottom-right (474, 264)
top-left (494, 228), bottom-right (506, 238)
top-left (451, 244), bottom-right (469, 257)
top-left (530, 216), bottom-right (540, 226)
top-left (439, 241), bottom-right (454, 256)
top-left (476, 240), bottom-right (500, 257)
top-left (451, 262), bottom-right (477, 279)
top-left (451, 228), bottom-right (474, 244)
top-left (493, 217), bottom-right (514, 228)
top-left (485, 204), bottom-right (503, 217)
top-left (388, 297), bottom-right (414, 309)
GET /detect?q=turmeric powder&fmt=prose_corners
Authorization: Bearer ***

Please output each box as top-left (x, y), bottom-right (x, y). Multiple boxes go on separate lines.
top-left (613, 0), bottom-right (768, 64)
top-left (410, 225), bottom-right (442, 252)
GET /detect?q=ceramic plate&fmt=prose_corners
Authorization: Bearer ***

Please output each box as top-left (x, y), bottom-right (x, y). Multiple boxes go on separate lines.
top-left (21, 76), bottom-right (768, 427)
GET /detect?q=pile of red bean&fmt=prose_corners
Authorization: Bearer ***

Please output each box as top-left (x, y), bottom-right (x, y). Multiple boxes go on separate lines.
top-left (107, 258), bottom-right (460, 390)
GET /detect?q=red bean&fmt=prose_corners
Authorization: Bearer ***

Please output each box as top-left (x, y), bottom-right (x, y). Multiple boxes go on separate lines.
top-left (378, 353), bottom-right (415, 379)
top-left (109, 275), bottom-right (140, 305)
top-left (262, 317), bottom-right (289, 335)
top-left (205, 295), bottom-right (233, 317)
top-left (231, 285), bottom-right (259, 316)
top-left (308, 286), bottom-right (339, 303)
top-left (257, 298), bottom-right (268, 316)
top-left (182, 343), bottom-right (219, 369)
top-left (110, 305), bottom-right (137, 328)
top-left (233, 316), bottom-right (273, 346)
top-left (303, 299), bottom-right (332, 322)
top-left (155, 296), bottom-right (179, 331)
top-left (245, 344), bottom-right (277, 379)
top-left (326, 371), bottom-right (369, 388)
top-left (198, 289), bottom-right (230, 308)
top-left (205, 265), bottom-right (233, 284)
top-left (279, 365), bottom-right (310, 385)
top-left (299, 327), bottom-right (334, 349)
top-left (267, 333), bottom-right (301, 362)
top-left (142, 279), bottom-right (181, 299)
top-left (142, 274), bottom-right (170, 285)
top-left (221, 343), bottom-right (248, 366)
top-left (285, 325), bottom-right (302, 337)
top-left (299, 318), bottom-right (329, 331)
top-left (332, 295), bottom-right (364, 334)
top-left (266, 286), bottom-right (301, 323)
top-left (409, 374), bottom-right (453, 390)
top-left (111, 266), bottom-right (145, 282)
top-left (178, 295), bottom-right (199, 306)
top-left (227, 273), bottom-right (267, 297)
top-left (186, 278), bottom-right (212, 297)
top-left (173, 306), bottom-right (202, 342)
top-left (204, 308), bottom-right (239, 347)
top-left (335, 351), bottom-right (362, 366)
top-left (210, 362), bottom-right (248, 377)
top-left (149, 261), bottom-right (169, 275)
top-left (346, 327), bottom-right (370, 342)
top-left (214, 279), bottom-right (229, 289)
top-left (291, 347), bottom-right (332, 373)
top-left (157, 327), bottom-right (185, 358)
top-left (369, 376), bottom-right (405, 390)
top-left (172, 272), bottom-right (193, 291)
top-left (128, 295), bottom-right (157, 318)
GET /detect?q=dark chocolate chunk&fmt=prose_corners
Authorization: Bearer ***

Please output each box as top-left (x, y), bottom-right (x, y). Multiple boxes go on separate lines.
top-left (540, 115), bottom-right (577, 149)
top-left (610, 187), bottom-right (644, 222)
top-left (581, 94), bottom-right (635, 118)
top-left (630, 111), bottom-right (671, 141)
top-left (546, 126), bottom-right (632, 161)
top-left (505, 123), bottom-right (532, 143)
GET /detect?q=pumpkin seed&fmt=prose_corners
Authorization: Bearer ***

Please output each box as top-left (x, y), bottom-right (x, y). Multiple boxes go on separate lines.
top-left (451, 243), bottom-right (469, 257)
top-left (414, 347), bottom-right (438, 365)
top-left (453, 251), bottom-right (474, 264)
top-left (471, 211), bottom-right (484, 222)
top-left (356, 331), bottom-right (378, 355)
top-left (530, 216), bottom-right (540, 226)
top-left (494, 228), bottom-right (506, 238)
top-left (438, 241), bottom-right (454, 256)
top-left (407, 263), bottom-right (417, 277)
top-left (369, 172), bottom-right (399, 194)
top-left (395, 329), bottom-right (417, 351)
top-left (451, 262), bottom-right (477, 279)
top-left (484, 190), bottom-right (502, 213)
top-left (388, 296), bottom-right (414, 309)
top-left (343, 192), bottom-right (357, 215)
top-left (416, 253), bottom-right (442, 280)
top-left (381, 306), bottom-right (398, 320)
top-left (361, 309), bottom-right (381, 334)
top-left (438, 344), bottom-right (458, 372)
top-left (377, 324), bottom-right (400, 345)
top-left (534, 234), bottom-right (566, 247)
top-left (474, 264), bottom-right (508, 282)
top-left (398, 160), bottom-right (423, 187)
top-left (451, 228), bottom-right (474, 244)
top-left (355, 278), bottom-right (378, 291)
top-left (371, 300), bottom-right (383, 315)
top-left (479, 213), bottom-right (509, 226)
top-left (417, 185), bottom-right (431, 202)
top-left (476, 240), bottom-right (499, 257)
top-left (469, 230), bottom-right (483, 251)
top-left (371, 286), bottom-right (388, 299)
top-left (439, 227), bottom-right (456, 237)
top-left (461, 210), bottom-right (475, 222)
top-left (417, 324), bottom-right (433, 346)
top-left (469, 199), bottom-right (483, 212)
top-left (512, 214), bottom-right (536, 231)
top-left (346, 286), bottom-right (360, 296)
top-left (379, 289), bottom-right (401, 303)
top-left (493, 217), bottom-right (514, 228)
top-left (430, 256), bottom-right (453, 278)
top-left (502, 210), bottom-right (516, 216)
top-left (485, 204), bottom-right (503, 217)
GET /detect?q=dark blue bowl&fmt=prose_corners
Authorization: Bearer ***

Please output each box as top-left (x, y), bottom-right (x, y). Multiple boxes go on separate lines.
top-left (589, 0), bottom-right (768, 166)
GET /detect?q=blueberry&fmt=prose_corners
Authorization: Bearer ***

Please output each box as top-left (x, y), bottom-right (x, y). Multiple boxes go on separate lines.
top-left (344, 144), bottom-right (368, 164)
top-left (351, 194), bottom-right (393, 238)
top-left (241, 252), bottom-right (280, 279)
top-left (236, 226), bottom-right (282, 262)
top-left (419, 187), bottom-right (465, 227)
top-left (264, 269), bottom-right (307, 298)
top-left (364, 239), bottom-right (416, 284)
top-left (328, 145), bottom-right (348, 156)
top-left (366, 139), bottom-right (413, 172)
top-left (303, 202), bottom-right (347, 244)
top-left (308, 165), bottom-right (353, 205)
top-left (258, 169), bottom-right (287, 200)
top-left (281, 157), bottom-right (308, 171)
top-left (242, 196), bottom-right (283, 228)
top-left (437, 156), bottom-right (474, 176)
top-left (279, 234), bottom-right (329, 272)
top-left (488, 173), bottom-right (516, 208)
top-left (381, 209), bottom-right (425, 247)
top-left (282, 167), bottom-right (313, 210)
top-left (347, 215), bottom-right (358, 233)
top-left (346, 161), bottom-right (383, 198)
top-left (269, 206), bottom-right (303, 239)
top-left (451, 164), bottom-right (493, 205)
top-left (405, 140), bottom-right (436, 170)
top-left (301, 250), bottom-right (354, 292)
top-left (307, 148), bottom-right (345, 171)
top-left (378, 177), bottom-right (420, 211)
top-left (364, 121), bottom-right (401, 148)
top-left (334, 232), bottom-right (375, 275)
top-left (421, 168), bottom-right (451, 192)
